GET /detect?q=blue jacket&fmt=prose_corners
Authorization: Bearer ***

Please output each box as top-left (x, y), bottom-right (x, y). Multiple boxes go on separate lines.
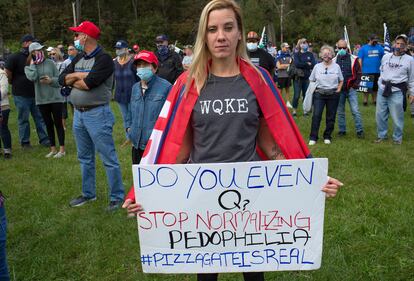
top-left (128, 75), bottom-right (172, 150)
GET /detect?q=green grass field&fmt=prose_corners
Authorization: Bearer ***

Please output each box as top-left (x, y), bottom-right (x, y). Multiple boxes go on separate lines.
top-left (2, 95), bottom-right (413, 281)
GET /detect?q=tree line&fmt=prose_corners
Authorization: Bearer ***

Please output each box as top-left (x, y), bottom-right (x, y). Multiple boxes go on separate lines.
top-left (0, 0), bottom-right (413, 56)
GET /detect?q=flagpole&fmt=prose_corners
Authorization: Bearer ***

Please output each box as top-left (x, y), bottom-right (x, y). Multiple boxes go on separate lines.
top-left (259, 26), bottom-right (266, 47)
top-left (344, 26), bottom-right (351, 51)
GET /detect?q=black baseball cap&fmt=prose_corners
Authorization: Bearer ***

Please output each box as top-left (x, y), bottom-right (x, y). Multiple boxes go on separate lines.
top-left (114, 40), bottom-right (128, 49)
top-left (20, 34), bottom-right (35, 43)
top-left (368, 34), bottom-right (379, 41)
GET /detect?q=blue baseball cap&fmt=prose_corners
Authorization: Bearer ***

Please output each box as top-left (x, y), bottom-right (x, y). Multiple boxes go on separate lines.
top-left (155, 34), bottom-right (168, 43)
top-left (114, 40), bottom-right (128, 49)
top-left (21, 34), bottom-right (35, 43)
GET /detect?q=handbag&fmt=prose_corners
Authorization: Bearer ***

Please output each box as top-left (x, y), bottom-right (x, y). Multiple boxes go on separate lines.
top-left (303, 81), bottom-right (318, 113)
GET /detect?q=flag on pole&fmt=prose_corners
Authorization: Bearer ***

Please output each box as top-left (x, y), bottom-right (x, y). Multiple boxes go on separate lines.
top-left (259, 26), bottom-right (267, 49)
top-left (383, 23), bottom-right (391, 53)
top-left (344, 26), bottom-right (351, 51)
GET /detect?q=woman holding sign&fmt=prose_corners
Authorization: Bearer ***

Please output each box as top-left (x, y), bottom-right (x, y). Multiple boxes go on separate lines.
top-left (123, 0), bottom-right (342, 280)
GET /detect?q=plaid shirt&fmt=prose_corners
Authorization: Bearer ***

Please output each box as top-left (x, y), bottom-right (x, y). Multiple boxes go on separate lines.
top-left (113, 58), bottom-right (138, 104)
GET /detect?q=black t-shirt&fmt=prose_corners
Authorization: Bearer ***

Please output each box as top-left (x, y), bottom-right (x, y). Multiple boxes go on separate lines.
top-left (247, 48), bottom-right (275, 74)
top-left (5, 50), bottom-right (35, 97)
top-left (191, 74), bottom-right (261, 163)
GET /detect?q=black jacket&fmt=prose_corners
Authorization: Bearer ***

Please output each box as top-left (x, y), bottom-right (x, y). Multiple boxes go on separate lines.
top-left (156, 50), bottom-right (183, 84)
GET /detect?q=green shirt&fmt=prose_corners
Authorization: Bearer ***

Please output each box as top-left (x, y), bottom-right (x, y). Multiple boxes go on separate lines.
top-left (24, 59), bottom-right (63, 105)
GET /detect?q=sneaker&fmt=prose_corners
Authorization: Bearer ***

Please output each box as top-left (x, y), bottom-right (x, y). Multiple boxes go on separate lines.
top-left (292, 110), bottom-right (297, 117)
top-left (45, 151), bottom-right (57, 158)
top-left (324, 139), bottom-right (331, 144)
top-left (106, 200), bottom-right (122, 212)
top-left (53, 151), bottom-right (66, 158)
top-left (308, 140), bottom-right (316, 146)
top-left (286, 101), bottom-right (293, 109)
top-left (393, 140), bottom-right (402, 145)
top-left (338, 131), bottom-right (346, 136)
top-left (69, 195), bottom-right (97, 207)
top-left (4, 153), bottom-right (12, 159)
top-left (374, 138), bottom-right (386, 143)
top-left (303, 112), bottom-right (309, 117)
top-left (356, 131), bottom-right (365, 139)
top-left (363, 102), bottom-right (368, 106)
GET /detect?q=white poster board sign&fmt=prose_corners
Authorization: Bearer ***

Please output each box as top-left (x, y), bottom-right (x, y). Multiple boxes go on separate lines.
top-left (133, 158), bottom-right (328, 273)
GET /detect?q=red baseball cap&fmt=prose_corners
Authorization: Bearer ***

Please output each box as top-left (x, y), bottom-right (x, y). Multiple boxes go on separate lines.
top-left (69, 21), bottom-right (100, 40)
top-left (133, 50), bottom-right (158, 66)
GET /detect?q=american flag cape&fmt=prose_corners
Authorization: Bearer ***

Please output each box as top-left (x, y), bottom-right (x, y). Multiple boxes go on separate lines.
top-left (126, 58), bottom-right (311, 201)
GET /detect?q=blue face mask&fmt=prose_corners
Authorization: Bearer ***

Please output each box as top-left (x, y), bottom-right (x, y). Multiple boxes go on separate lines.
top-left (337, 49), bottom-right (347, 56)
top-left (157, 45), bottom-right (169, 56)
top-left (74, 39), bottom-right (84, 52)
top-left (136, 67), bottom-right (154, 81)
top-left (301, 44), bottom-right (309, 52)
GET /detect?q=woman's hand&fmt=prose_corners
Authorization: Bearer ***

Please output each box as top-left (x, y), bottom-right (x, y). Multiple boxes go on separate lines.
top-left (122, 199), bottom-right (144, 215)
top-left (40, 76), bottom-right (52, 84)
top-left (322, 176), bottom-right (343, 198)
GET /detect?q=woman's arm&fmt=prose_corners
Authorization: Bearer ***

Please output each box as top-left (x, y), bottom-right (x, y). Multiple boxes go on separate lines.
top-left (176, 124), bottom-right (193, 164)
top-left (257, 118), bottom-right (285, 160)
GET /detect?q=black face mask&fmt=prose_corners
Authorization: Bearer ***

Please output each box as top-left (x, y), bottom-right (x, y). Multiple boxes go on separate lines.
top-left (31, 54), bottom-right (36, 61)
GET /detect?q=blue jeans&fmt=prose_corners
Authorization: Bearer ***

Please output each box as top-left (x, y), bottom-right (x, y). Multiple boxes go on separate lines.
top-left (337, 88), bottom-right (364, 133)
top-left (73, 105), bottom-right (124, 201)
top-left (0, 204), bottom-right (10, 281)
top-left (292, 78), bottom-right (310, 109)
top-left (0, 109), bottom-right (12, 152)
top-left (310, 92), bottom-right (340, 141)
top-left (376, 88), bottom-right (404, 142)
top-left (13, 95), bottom-right (49, 145)
top-left (117, 102), bottom-right (132, 131)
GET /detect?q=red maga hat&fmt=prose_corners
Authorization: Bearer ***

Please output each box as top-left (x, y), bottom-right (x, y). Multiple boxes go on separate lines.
top-left (69, 21), bottom-right (100, 40)
top-left (133, 50), bottom-right (158, 66)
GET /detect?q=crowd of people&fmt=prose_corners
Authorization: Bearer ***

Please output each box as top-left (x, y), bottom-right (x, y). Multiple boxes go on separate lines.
top-left (0, 0), bottom-right (413, 279)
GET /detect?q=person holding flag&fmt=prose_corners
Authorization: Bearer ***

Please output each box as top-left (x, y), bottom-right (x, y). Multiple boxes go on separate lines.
top-left (123, 0), bottom-right (343, 280)
top-left (375, 34), bottom-right (414, 145)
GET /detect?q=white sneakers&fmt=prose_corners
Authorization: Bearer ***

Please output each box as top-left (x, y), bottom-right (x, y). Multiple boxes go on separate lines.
top-left (45, 151), bottom-right (57, 158)
top-left (286, 101), bottom-right (293, 109)
top-left (53, 151), bottom-right (66, 158)
top-left (308, 140), bottom-right (331, 146)
top-left (45, 151), bottom-right (65, 158)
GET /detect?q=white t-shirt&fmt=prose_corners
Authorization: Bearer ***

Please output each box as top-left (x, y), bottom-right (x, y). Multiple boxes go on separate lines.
top-left (309, 62), bottom-right (344, 90)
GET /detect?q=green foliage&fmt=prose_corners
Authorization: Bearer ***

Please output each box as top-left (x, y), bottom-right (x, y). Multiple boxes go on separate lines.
top-left (1, 0), bottom-right (413, 52)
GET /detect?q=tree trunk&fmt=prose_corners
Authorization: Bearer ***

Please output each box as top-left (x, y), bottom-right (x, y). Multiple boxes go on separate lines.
top-left (27, 0), bottom-right (34, 36)
top-left (76, 0), bottom-right (81, 24)
top-left (97, 0), bottom-right (101, 26)
top-left (336, 0), bottom-right (350, 17)
top-left (132, 0), bottom-right (138, 22)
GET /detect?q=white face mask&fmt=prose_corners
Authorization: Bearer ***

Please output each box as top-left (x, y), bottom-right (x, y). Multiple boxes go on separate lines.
top-left (116, 49), bottom-right (127, 57)
top-left (247, 42), bottom-right (258, 52)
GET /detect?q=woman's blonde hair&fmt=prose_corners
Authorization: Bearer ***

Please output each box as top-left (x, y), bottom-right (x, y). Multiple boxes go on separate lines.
top-left (52, 47), bottom-right (64, 62)
top-left (186, 0), bottom-right (256, 93)
top-left (296, 38), bottom-right (307, 50)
